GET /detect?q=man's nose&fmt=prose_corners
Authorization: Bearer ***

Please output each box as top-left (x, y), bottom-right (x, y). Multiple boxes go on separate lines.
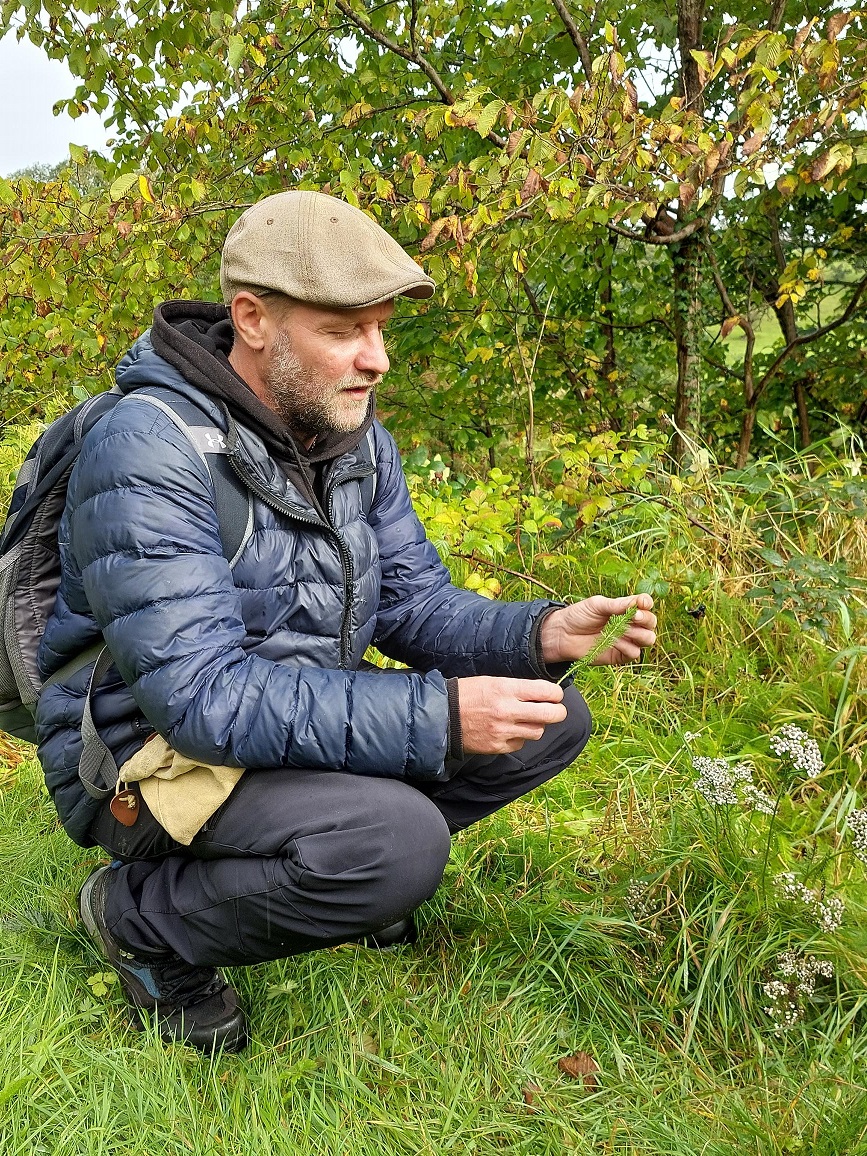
top-left (356, 329), bottom-right (390, 377)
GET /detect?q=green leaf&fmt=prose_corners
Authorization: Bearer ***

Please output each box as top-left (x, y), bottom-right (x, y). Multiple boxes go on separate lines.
top-left (68, 143), bottom-right (88, 164)
top-left (108, 172), bottom-right (140, 201)
top-left (227, 34), bottom-right (244, 70)
top-left (476, 99), bottom-right (505, 138)
top-left (0, 177), bottom-right (15, 205)
top-left (558, 606), bottom-right (638, 683)
top-left (412, 173), bottom-right (434, 201)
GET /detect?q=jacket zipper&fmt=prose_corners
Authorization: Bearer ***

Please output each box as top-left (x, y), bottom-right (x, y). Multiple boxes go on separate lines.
top-left (224, 448), bottom-right (374, 669)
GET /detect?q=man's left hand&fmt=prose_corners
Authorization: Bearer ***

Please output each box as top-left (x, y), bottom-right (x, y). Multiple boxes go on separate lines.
top-left (539, 593), bottom-right (657, 667)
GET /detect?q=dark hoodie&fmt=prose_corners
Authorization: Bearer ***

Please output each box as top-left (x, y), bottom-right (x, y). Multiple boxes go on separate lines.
top-left (149, 301), bottom-right (374, 514)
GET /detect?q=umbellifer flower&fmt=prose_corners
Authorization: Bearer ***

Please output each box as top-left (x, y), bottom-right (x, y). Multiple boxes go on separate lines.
top-left (847, 809), bottom-right (867, 865)
top-left (692, 757), bottom-right (775, 815)
top-left (774, 872), bottom-right (844, 933)
top-left (769, 724), bottom-right (823, 779)
top-left (763, 951), bottom-right (834, 1033)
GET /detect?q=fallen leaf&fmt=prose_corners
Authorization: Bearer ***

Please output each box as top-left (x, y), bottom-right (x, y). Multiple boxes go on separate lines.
top-left (557, 1051), bottom-right (600, 1088)
top-left (522, 1081), bottom-right (541, 1112)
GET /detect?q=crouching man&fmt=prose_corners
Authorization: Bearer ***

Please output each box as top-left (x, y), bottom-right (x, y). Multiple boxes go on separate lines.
top-left (36, 191), bottom-right (656, 1051)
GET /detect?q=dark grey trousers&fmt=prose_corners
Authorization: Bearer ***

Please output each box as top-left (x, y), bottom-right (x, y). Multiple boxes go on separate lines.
top-left (91, 686), bottom-right (591, 967)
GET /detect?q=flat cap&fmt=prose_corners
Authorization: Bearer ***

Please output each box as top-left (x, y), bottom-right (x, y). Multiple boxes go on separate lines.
top-left (220, 190), bottom-right (436, 308)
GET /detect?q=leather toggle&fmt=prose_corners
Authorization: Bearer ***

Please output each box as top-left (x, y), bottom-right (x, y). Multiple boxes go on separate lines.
top-left (110, 784), bottom-right (139, 827)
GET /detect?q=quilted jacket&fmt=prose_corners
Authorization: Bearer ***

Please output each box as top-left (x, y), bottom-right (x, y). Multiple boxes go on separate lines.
top-left (36, 311), bottom-right (559, 847)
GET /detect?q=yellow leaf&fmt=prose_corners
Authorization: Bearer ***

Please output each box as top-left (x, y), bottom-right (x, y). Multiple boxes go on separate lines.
top-left (138, 175), bottom-right (154, 203)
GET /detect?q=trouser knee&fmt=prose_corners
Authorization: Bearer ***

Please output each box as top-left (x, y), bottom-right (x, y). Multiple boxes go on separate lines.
top-left (290, 783), bottom-right (452, 933)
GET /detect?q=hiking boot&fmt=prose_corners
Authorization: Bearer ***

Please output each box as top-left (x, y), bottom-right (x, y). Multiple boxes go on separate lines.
top-left (79, 865), bottom-right (248, 1053)
top-left (354, 915), bottom-right (417, 949)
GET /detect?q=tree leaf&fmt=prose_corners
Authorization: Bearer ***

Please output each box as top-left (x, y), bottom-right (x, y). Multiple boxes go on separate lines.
top-left (557, 1052), bottom-right (600, 1087)
top-left (227, 34), bottom-right (244, 70)
top-left (826, 11), bottom-right (851, 43)
top-left (476, 98), bottom-right (505, 138)
top-left (108, 172), bottom-right (140, 201)
top-left (720, 315), bottom-right (742, 338)
top-left (138, 174), bottom-right (154, 203)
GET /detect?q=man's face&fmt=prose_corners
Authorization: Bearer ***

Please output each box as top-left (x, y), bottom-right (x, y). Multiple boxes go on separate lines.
top-left (261, 300), bottom-right (393, 440)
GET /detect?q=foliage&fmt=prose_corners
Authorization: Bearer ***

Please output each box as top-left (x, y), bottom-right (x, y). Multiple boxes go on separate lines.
top-left (0, 0), bottom-right (865, 464)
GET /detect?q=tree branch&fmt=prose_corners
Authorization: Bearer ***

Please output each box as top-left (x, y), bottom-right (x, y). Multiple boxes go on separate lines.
top-left (754, 273), bottom-right (867, 402)
top-left (550, 0), bottom-right (593, 81)
top-left (451, 552), bottom-right (560, 597)
top-left (606, 216), bottom-right (706, 246)
top-left (334, 0), bottom-right (454, 103)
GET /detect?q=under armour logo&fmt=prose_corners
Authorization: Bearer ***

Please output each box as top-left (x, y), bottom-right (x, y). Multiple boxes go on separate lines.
top-left (205, 431), bottom-right (227, 450)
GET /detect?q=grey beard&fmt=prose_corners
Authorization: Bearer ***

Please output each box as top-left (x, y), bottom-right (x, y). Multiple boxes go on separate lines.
top-left (263, 329), bottom-right (376, 440)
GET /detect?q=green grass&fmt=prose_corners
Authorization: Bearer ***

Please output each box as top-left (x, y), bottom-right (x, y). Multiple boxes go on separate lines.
top-left (1, 584), bottom-right (866, 1155)
top-left (1, 431), bottom-right (866, 1154)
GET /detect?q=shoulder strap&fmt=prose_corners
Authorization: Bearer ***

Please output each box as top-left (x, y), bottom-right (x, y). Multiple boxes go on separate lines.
top-left (128, 391), bottom-right (253, 567)
top-left (76, 390), bottom-right (254, 799)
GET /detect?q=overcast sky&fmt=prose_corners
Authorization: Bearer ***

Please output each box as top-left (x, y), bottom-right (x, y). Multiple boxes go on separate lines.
top-left (0, 33), bottom-right (109, 176)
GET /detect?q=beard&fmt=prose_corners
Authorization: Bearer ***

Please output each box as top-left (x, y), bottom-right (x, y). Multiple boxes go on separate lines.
top-left (262, 328), bottom-right (378, 441)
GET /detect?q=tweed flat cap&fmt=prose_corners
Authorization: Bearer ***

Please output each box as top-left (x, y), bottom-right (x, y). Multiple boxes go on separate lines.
top-left (220, 190), bottom-right (436, 308)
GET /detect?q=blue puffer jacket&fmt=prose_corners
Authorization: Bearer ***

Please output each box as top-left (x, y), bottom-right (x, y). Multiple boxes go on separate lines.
top-left (36, 331), bottom-right (559, 847)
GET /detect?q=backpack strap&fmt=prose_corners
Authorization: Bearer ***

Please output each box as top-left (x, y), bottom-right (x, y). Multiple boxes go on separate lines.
top-left (77, 643), bottom-right (117, 801)
top-left (75, 390), bottom-right (254, 800)
top-left (129, 391), bottom-right (254, 567)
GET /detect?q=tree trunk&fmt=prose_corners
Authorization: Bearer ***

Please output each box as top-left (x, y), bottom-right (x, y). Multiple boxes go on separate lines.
top-left (671, 236), bottom-right (704, 464)
top-left (768, 209), bottom-right (813, 449)
top-left (670, 0), bottom-right (707, 466)
top-left (736, 402), bottom-right (757, 468)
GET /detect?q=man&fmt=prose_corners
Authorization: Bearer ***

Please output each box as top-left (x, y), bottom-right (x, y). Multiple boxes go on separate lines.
top-left (36, 191), bottom-right (656, 1053)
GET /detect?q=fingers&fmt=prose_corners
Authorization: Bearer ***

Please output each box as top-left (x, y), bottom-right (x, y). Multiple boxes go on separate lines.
top-left (511, 679), bottom-right (565, 703)
top-left (513, 701), bottom-right (568, 727)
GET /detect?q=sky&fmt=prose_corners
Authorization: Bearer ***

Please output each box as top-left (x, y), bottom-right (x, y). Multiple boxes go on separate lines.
top-left (0, 33), bottom-right (109, 176)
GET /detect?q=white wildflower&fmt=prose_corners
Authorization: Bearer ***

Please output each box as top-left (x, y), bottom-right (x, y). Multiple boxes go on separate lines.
top-left (774, 873), bottom-right (844, 933)
top-left (692, 756), bottom-right (775, 816)
top-left (763, 951), bottom-right (834, 1033)
top-left (847, 809), bottom-right (867, 865)
top-left (775, 871), bottom-right (814, 905)
top-left (625, 882), bottom-right (655, 920)
top-left (742, 784), bottom-right (776, 815)
top-left (692, 756), bottom-right (739, 806)
top-left (683, 731), bottom-right (701, 743)
top-left (769, 724), bottom-right (823, 779)
top-left (816, 896), bottom-right (844, 934)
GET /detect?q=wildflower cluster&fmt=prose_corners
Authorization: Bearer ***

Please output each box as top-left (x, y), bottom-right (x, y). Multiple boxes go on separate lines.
top-left (762, 952), bottom-right (834, 1033)
top-left (775, 872), bottom-right (845, 933)
top-left (692, 757), bottom-right (775, 814)
top-left (769, 724), bottom-right (823, 778)
top-left (625, 882), bottom-right (656, 920)
top-left (847, 809), bottom-right (867, 865)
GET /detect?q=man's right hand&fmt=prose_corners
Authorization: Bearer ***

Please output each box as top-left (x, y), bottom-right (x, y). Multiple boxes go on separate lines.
top-left (456, 677), bottom-right (567, 755)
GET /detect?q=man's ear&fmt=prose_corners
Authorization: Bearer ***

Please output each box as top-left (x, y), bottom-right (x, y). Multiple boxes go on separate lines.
top-left (230, 292), bottom-right (270, 352)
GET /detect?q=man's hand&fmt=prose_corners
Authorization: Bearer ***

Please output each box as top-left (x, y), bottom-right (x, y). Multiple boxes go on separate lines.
top-left (540, 593), bottom-right (657, 667)
top-left (457, 677), bottom-right (567, 755)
